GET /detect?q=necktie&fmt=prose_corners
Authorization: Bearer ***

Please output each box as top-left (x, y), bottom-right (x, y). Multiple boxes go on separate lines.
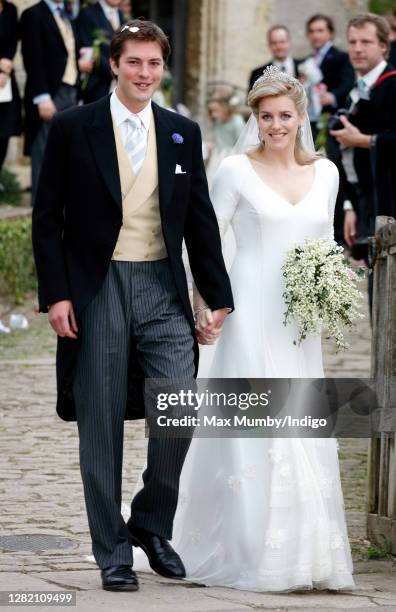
top-left (124, 116), bottom-right (147, 175)
top-left (108, 9), bottom-right (119, 31)
top-left (357, 78), bottom-right (369, 100)
top-left (279, 64), bottom-right (286, 72)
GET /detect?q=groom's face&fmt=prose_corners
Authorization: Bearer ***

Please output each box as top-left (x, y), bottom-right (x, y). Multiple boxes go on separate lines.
top-left (110, 39), bottom-right (164, 110)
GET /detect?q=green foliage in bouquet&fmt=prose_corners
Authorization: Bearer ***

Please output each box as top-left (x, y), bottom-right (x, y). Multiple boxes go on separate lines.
top-left (282, 239), bottom-right (365, 350)
top-left (0, 168), bottom-right (22, 206)
top-left (0, 217), bottom-right (36, 303)
top-left (81, 29), bottom-right (111, 92)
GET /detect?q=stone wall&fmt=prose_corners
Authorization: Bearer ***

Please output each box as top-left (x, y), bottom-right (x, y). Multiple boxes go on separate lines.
top-left (185, 0), bottom-right (369, 122)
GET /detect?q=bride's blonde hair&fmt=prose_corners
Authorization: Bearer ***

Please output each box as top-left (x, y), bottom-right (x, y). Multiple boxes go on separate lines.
top-left (247, 77), bottom-right (322, 166)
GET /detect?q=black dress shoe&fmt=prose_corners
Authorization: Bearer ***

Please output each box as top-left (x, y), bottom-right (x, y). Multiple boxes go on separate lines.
top-left (101, 565), bottom-right (139, 591)
top-left (127, 521), bottom-right (186, 579)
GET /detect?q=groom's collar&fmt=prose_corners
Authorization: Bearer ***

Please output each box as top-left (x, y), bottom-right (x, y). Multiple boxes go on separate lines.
top-left (110, 90), bottom-right (152, 131)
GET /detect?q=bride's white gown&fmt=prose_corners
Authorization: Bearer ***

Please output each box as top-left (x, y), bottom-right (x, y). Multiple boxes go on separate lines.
top-left (133, 154), bottom-right (355, 591)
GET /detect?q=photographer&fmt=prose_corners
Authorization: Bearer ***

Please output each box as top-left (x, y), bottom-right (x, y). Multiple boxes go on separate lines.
top-left (330, 14), bottom-right (396, 254)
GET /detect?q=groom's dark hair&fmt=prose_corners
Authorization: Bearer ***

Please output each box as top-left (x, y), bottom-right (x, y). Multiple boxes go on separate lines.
top-left (110, 19), bottom-right (171, 65)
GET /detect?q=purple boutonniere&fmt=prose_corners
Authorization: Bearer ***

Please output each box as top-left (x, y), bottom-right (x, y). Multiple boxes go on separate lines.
top-left (171, 132), bottom-right (184, 144)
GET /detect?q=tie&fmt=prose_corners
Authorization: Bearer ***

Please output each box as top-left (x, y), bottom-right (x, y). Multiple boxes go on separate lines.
top-left (124, 116), bottom-right (147, 175)
top-left (108, 9), bottom-right (119, 31)
top-left (279, 64), bottom-right (286, 72)
top-left (357, 78), bottom-right (369, 99)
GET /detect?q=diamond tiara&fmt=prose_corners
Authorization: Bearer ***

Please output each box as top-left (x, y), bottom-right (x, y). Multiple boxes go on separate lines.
top-left (252, 65), bottom-right (299, 89)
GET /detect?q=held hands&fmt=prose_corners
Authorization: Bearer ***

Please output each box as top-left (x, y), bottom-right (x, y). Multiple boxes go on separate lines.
top-left (48, 300), bottom-right (78, 339)
top-left (38, 99), bottom-right (57, 122)
top-left (195, 307), bottom-right (229, 345)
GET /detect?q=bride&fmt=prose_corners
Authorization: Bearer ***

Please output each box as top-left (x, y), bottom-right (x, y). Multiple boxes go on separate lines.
top-left (133, 67), bottom-right (355, 592)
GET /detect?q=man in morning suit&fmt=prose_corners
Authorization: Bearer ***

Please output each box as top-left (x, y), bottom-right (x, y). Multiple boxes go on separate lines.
top-left (306, 13), bottom-right (355, 243)
top-left (32, 20), bottom-right (233, 592)
top-left (20, 0), bottom-right (80, 205)
top-left (77, 0), bottom-right (125, 103)
top-left (331, 14), bottom-right (396, 254)
top-left (249, 25), bottom-right (299, 91)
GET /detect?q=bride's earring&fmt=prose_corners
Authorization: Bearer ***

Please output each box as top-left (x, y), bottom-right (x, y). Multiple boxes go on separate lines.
top-left (258, 130), bottom-right (265, 146)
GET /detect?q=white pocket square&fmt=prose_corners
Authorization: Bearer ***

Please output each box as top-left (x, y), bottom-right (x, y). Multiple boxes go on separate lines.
top-left (175, 164), bottom-right (187, 174)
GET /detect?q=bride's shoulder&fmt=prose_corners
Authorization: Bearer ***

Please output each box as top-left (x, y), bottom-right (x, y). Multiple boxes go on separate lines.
top-left (213, 154), bottom-right (248, 183)
top-left (217, 153), bottom-right (247, 171)
top-left (315, 157), bottom-right (339, 179)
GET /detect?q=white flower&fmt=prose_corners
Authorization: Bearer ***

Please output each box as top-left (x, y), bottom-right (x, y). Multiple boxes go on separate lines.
top-left (282, 238), bottom-right (364, 350)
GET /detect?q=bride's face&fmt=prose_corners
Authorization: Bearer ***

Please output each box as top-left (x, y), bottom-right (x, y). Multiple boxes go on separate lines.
top-left (257, 95), bottom-right (303, 151)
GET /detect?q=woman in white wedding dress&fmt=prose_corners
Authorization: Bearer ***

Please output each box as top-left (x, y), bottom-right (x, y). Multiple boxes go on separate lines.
top-left (133, 67), bottom-right (355, 592)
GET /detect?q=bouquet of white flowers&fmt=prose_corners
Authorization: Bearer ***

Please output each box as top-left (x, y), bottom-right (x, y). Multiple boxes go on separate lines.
top-left (282, 239), bottom-right (364, 350)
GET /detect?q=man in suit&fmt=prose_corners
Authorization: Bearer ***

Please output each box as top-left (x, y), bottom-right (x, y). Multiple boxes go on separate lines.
top-left (32, 20), bottom-right (233, 592)
top-left (330, 13), bottom-right (396, 246)
top-left (249, 25), bottom-right (299, 91)
top-left (306, 14), bottom-right (355, 118)
top-left (306, 13), bottom-right (355, 243)
top-left (77, 0), bottom-right (125, 103)
top-left (20, 0), bottom-right (81, 205)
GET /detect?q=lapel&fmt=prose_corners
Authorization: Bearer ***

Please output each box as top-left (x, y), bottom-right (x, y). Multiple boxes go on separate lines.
top-left (86, 95), bottom-right (122, 209)
top-left (152, 102), bottom-right (179, 214)
top-left (95, 2), bottom-right (113, 34)
top-left (40, 1), bottom-right (67, 54)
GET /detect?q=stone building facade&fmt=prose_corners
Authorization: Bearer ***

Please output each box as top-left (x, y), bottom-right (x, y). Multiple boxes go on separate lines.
top-left (7, 0), bottom-right (368, 167)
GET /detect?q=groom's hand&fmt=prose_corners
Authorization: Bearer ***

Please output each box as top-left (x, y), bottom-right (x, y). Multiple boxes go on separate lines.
top-left (196, 307), bottom-right (229, 345)
top-left (48, 300), bottom-right (79, 339)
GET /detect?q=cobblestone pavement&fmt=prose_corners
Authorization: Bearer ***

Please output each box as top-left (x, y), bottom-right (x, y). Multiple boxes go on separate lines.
top-left (1, 291), bottom-right (395, 611)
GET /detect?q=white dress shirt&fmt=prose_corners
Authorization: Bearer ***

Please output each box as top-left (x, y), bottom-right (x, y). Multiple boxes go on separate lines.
top-left (272, 56), bottom-right (296, 77)
top-left (110, 89), bottom-right (151, 151)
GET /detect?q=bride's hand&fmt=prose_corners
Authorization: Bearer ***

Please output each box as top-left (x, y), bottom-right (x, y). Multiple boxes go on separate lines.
top-left (195, 307), bottom-right (220, 345)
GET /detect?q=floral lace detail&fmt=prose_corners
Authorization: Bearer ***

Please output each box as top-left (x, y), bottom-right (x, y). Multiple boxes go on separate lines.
top-left (228, 475), bottom-right (243, 492)
top-left (317, 469), bottom-right (336, 498)
top-left (265, 528), bottom-right (287, 548)
top-left (268, 448), bottom-right (284, 463)
top-left (227, 464), bottom-right (258, 493)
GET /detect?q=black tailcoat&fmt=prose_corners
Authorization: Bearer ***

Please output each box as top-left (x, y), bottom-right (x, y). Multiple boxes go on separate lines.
top-left (348, 63), bottom-right (396, 221)
top-left (32, 96), bottom-right (234, 421)
top-left (76, 3), bottom-right (124, 103)
top-left (19, 0), bottom-right (78, 154)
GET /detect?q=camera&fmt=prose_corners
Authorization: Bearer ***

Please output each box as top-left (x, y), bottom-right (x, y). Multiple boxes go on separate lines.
top-left (328, 109), bottom-right (351, 131)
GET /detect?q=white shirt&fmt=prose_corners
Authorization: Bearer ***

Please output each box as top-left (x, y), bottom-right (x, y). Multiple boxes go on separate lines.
top-left (314, 41), bottom-right (333, 66)
top-left (110, 89), bottom-right (151, 147)
top-left (272, 56), bottom-right (296, 77)
top-left (357, 59), bottom-right (387, 90)
top-left (99, 0), bottom-right (121, 30)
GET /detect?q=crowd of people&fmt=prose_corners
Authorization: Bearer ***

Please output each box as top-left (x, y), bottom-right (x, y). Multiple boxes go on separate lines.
top-left (0, 2), bottom-right (395, 257)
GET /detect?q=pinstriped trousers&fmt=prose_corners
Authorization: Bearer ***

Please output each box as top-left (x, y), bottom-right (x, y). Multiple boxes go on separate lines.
top-left (73, 259), bottom-right (195, 569)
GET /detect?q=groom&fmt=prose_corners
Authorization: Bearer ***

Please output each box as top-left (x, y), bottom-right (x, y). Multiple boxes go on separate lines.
top-left (32, 20), bottom-right (233, 591)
